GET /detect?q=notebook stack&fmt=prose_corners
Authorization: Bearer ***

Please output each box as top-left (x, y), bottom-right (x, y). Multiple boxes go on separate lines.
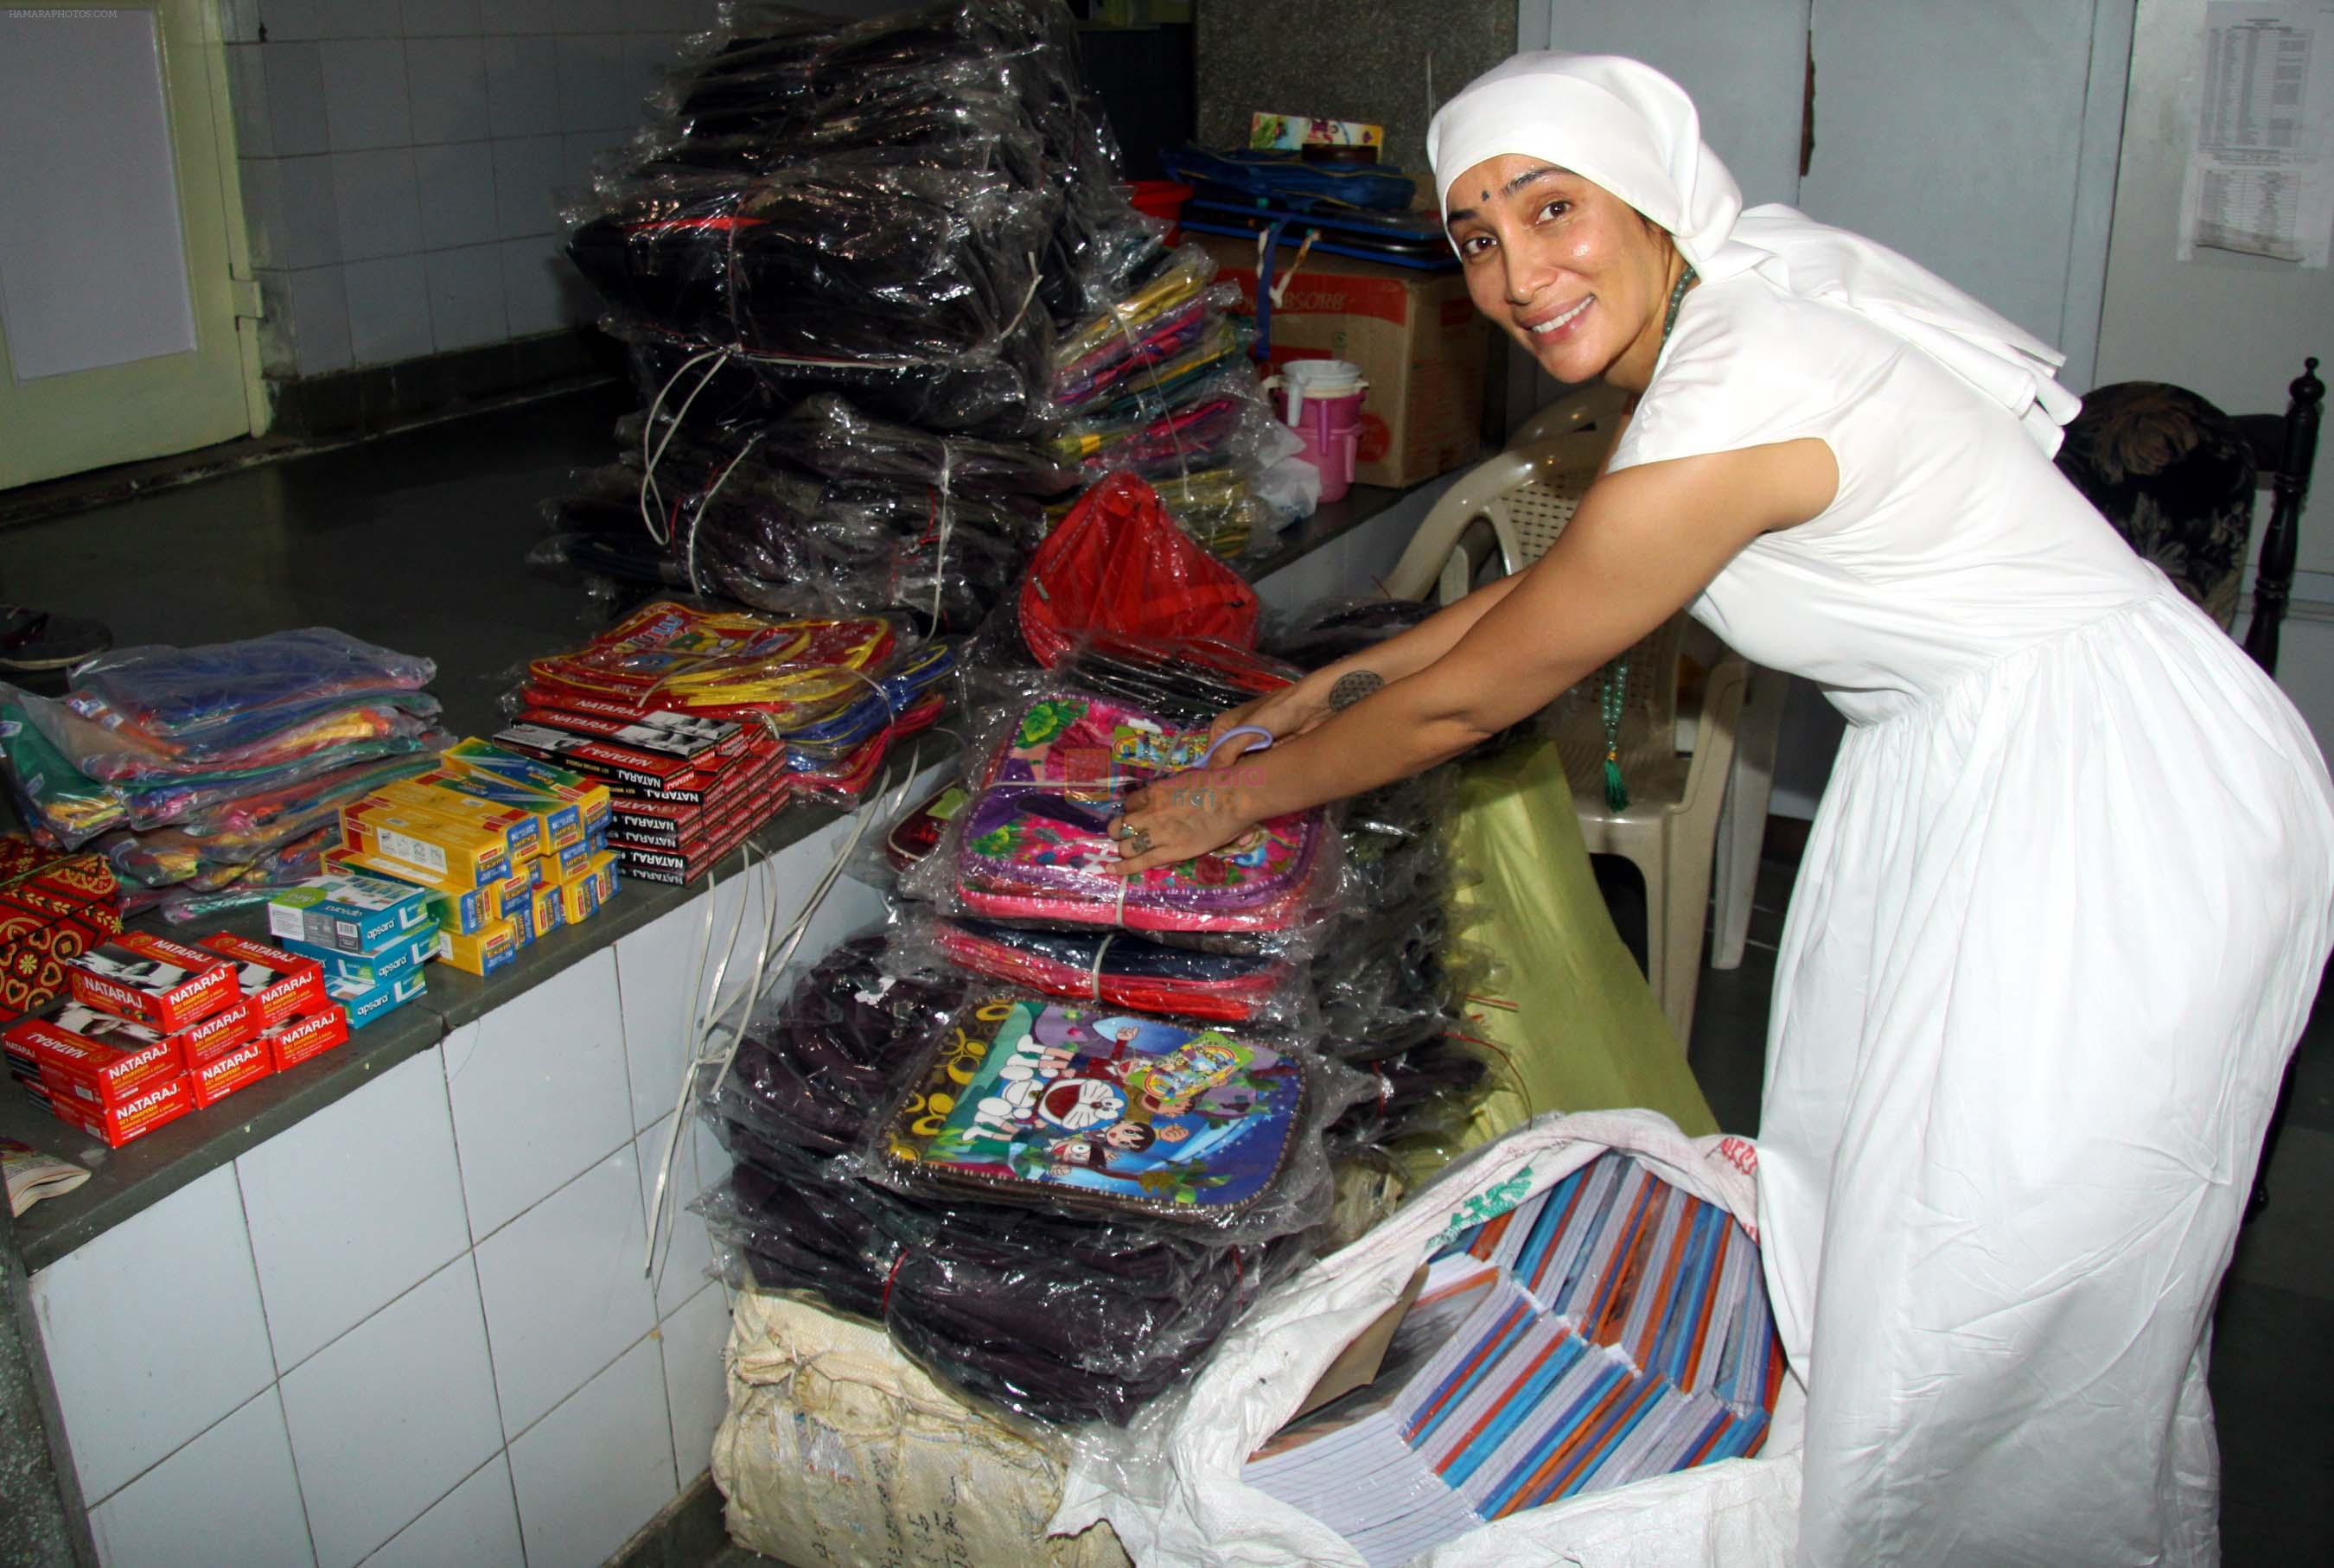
top-left (1241, 1152), bottom-right (1782, 1565)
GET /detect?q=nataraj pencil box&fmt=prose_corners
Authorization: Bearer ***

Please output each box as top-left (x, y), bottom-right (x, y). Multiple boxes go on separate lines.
top-left (67, 933), bottom-right (243, 1033)
top-left (16, 1013), bottom-right (187, 1106)
top-left (265, 1004), bottom-right (349, 1072)
top-left (54, 1072), bottom-right (192, 1147)
top-left (196, 932), bottom-right (328, 1027)
top-left (188, 1035), bottom-right (273, 1109)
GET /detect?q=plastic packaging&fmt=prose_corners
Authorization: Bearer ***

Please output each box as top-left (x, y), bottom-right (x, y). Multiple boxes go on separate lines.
top-left (895, 915), bottom-right (1305, 1025)
top-left (695, 934), bottom-right (1331, 1427)
top-left (62, 628), bottom-right (435, 744)
top-left (0, 686), bottom-right (127, 849)
top-left (1017, 475), bottom-right (1263, 666)
top-left (1052, 1112), bottom-right (1801, 1567)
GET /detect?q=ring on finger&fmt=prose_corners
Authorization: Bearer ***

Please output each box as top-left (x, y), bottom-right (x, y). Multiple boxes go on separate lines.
top-left (1124, 826), bottom-right (1152, 857)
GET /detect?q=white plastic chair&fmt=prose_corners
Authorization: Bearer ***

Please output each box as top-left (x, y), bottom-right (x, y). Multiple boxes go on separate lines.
top-left (1514, 386), bottom-right (1783, 973)
top-left (1383, 426), bottom-right (1748, 1051)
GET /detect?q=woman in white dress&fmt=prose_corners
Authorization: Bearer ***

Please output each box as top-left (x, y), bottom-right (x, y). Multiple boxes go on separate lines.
top-left (1112, 52), bottom-right (2334, 1565)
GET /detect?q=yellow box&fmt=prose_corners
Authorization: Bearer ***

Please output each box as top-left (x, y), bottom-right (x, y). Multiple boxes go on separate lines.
top-left (410, 768), bottom-right (585, 854)
top-left (539, 837), bottom-right (592, 884)
top-left (587, 851), bottom-right (620, 908)
top-left (441, 741), bottom-right (614, 839)
top-left (531, 884), bottom-right (564, 938)
top-left (558, 875), bottom-right (601, 926)
top-left (368, 780), bottom-right (539, 863)
top-left (436, 918), bottom-right (518, 977)
top-left (341, 799), bottom-right (509, 888)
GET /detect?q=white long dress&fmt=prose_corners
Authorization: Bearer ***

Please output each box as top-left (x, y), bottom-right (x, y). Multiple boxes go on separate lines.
top-left (1609, 273), bottom-right (2334, 1565)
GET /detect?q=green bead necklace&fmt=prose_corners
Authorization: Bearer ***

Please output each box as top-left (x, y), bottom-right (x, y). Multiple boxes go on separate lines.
top-left (1597, 259), bottom-right (1697, 813)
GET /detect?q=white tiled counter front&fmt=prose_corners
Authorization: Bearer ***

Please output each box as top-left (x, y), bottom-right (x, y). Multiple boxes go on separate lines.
top-left (30, 811), bottom-right (889, 1568)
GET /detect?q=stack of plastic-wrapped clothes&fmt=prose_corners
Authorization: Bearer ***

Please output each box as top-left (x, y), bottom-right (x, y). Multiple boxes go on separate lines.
top-left (689, 604), bottom-right (1496, 1430)
top-left (0, 632), bottom-right (447, 921)
top-left (546, 0), bottom-right (1306, 637)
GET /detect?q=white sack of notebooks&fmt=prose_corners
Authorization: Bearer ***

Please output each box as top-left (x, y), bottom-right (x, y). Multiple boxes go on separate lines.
top-left (1052, 1110), bottom-right (1802, 1566)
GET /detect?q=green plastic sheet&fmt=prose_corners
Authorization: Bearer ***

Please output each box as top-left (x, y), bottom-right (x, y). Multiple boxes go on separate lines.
top-left (1442, 738), bottom-right (1719, 1146)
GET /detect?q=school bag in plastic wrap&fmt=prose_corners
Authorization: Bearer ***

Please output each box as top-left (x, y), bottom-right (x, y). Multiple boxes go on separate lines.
top-left (1051, 1110), bottom-right (1805, 1566)
top-left (1018, 475), bottom-right (1261, 666)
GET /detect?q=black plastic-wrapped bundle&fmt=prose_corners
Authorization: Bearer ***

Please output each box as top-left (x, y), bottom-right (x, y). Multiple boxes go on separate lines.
top-left (696, 934), bottom-right (1311, 1425)
top-left (568, 161), bottom-right (1054, 369)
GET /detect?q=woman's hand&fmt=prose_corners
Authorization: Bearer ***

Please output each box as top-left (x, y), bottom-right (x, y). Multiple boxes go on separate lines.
top-left (1110, 771), bottom-right (1261, 879)
top-left (1207, 669), bottom-right (1342, 756)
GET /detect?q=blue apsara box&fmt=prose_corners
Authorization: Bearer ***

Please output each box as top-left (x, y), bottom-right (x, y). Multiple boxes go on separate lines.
top-left (327, 967), bottom-right (429, 1029)
top-left (268, 873), bottom-right (434, 955)
top-left (272, 927), bottom-right (436, 989)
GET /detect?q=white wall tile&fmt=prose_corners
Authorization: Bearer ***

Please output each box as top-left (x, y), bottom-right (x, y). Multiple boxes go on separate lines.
top-left (285, 265), bottom-right (354, 376)
top-left (360, 1456), bottom-right (523, 1568)
top-left (405, 37), bottom-right (490, 144)
top-left (659, 1284), bottom-right (730, 1485)
top-left (238, 1049), bottom-right (470, 1374)
top-left (330, 148), bottom-right (422, 262)
top-left (637, 1113), bottom-right (730, 1320)
top-left (479, 0), bottom-right (557, 35)
top-left (562, 0), bottom-right (631, 34)
top-left (241, 156), bottom-right (289, 267)
top-left (561, 129), bottom-right (632, 193)
top-left (321, 39), bottom-right (412, 150)
top-left (489, 133), bottom-right (566, 239)
top-left (227, 43), bottom-right (274, 157)
top-left (500, 235), bottom-right (575, 336)
top-left (443, 948), bottom-right (633, 1238)
top-left (260, 1), bottom-right (399, 41)
top-left (507, 1335), bottom-right (678, 1568)
top-left (555, 34), bottom-right (634, 134)
top-left (278, 1259), bottom-right (503, 1568)
top-left (255, 267), bottom-right (301, 378)
top-left (273, 155), bottom-right (345, 269)
top-left (413, 141), bottom-right (500, 250)
top-left (29, 1166), bottom-right (276, 1505)
top-left (401, 0), bottom-right (481, 36)
top-left (615, 898), bottom-right (711, 1137)
top-left (343, 254), bottom-right (434, 365)
top-left (87, 1392), bottom-right (315, 1568)
top-left (424, 244), bottom-right (509, 350)
top-left (621, 32), bottom-right (681, 105)
top-left (221, 0), bottom-right (265, 43)
top-left (472, 1147), bottom-right (658, 1437)
top-left (483, 37), bottom-right (560, 138)
top-left (264, 41), bottom-right (334, 158)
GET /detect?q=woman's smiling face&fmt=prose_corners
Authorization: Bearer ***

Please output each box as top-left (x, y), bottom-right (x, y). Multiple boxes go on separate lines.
top-left (1444, 155), bottom-right (1681, 391)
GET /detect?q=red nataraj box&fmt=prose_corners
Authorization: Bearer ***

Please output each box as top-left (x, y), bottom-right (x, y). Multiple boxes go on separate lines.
top-left (188, 1035), bottom-right (273, 1108)
top-left (265, 1004), bottom-right (349, 1073)
top-left (1198, 233), bottom-right (1494, 489)
top-left (54, 1073), bottom-right (192, 1148)
top-left (24, 1017), bottom-right (184, 1107)
top-left (197, 932), bottom-right (328, 1027)
top-left (67, 933), bottom-right (240, 1033)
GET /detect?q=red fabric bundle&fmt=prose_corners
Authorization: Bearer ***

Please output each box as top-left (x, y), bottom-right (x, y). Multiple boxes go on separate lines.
top-left (1018, 475), bottom-right (1262, 667)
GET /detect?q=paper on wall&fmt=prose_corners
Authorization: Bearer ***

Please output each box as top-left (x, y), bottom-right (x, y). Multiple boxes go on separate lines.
top-left (2179, 2), bottom-right (2334, 266)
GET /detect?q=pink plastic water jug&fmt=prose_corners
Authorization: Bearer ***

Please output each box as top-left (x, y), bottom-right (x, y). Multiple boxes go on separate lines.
top-left (1265, 359), bottom-right (1369, 503)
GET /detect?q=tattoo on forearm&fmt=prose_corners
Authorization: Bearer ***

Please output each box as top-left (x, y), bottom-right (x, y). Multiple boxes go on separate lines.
top-left (1329, 670), bottom-right (1384, 711)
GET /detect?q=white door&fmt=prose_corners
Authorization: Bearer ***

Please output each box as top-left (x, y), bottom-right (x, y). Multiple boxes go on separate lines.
top-left (0, 0), bottom-right (258, 489)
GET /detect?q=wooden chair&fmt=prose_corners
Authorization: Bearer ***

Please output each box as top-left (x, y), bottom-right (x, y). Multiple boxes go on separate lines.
top-left (1383, 424), bottom-right (1747, 1051)
top-left (2060, 356), bottom-right (2325, 1223)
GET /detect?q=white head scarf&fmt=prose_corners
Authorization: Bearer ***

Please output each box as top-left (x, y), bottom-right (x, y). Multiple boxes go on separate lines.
top-left (1427, 53), bottom-right (2079, 454)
